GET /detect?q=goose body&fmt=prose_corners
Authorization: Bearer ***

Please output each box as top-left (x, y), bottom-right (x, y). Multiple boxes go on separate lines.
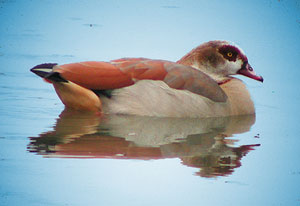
top-left (31, 40), bottom-right (263, 117)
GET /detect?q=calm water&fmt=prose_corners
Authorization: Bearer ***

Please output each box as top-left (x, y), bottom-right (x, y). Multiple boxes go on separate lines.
top-left (1, 1), bottom-right (300, 205)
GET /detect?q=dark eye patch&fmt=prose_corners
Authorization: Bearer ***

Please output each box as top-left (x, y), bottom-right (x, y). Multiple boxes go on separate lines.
top-left (219, 45), bottom-right (240, 62)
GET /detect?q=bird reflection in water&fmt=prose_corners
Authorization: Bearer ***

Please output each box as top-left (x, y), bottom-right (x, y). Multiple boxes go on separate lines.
top-left (28, 110), bottom-right (260, 178)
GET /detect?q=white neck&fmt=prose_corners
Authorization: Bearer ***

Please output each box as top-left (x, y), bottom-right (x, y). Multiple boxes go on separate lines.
top-left (190, 63), bottom-right (231, 84)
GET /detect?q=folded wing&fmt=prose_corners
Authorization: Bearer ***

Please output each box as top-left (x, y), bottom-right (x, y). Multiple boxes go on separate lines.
top-left (53, 58), bottom-right (227, 102)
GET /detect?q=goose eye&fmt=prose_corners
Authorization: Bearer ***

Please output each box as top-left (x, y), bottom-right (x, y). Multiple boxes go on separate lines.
top-left (227, 52), bottom-right (233, 57)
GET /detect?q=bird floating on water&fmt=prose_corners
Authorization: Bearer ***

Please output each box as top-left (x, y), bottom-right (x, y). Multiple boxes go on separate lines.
top-left (31, 40), bottom-right (263, 117)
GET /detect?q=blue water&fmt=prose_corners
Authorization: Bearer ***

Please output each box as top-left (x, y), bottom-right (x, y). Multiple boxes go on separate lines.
top-left (1, 0), bottom-right (300, 205)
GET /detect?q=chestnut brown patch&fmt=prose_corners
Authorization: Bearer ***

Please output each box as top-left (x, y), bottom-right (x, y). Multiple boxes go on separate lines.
top-left (219, 45), bottom-right (241, 62)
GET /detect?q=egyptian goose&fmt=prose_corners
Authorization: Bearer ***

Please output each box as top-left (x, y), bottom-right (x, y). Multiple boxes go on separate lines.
top-left (31, 40), bottom-right (263, 117)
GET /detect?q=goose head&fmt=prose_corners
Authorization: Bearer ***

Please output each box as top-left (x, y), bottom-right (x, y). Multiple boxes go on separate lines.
top-left (177, 40), bottom-right (263, 83)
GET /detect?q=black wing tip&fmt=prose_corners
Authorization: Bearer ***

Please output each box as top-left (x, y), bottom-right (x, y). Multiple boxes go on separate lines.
top-left (30, 63), bottom-right (58, 71)
top-left (30, 63), bottom-right (67, 83)
top-left (30, 63), bottom-right (58, 78)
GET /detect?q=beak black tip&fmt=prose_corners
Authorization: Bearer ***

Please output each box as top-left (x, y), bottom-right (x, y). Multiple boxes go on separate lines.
top-left (260, 76), bottom-right (264, 83)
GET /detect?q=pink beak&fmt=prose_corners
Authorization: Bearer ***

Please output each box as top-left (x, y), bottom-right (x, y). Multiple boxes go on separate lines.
top-left (238, 62), bottom-right (263, 82)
